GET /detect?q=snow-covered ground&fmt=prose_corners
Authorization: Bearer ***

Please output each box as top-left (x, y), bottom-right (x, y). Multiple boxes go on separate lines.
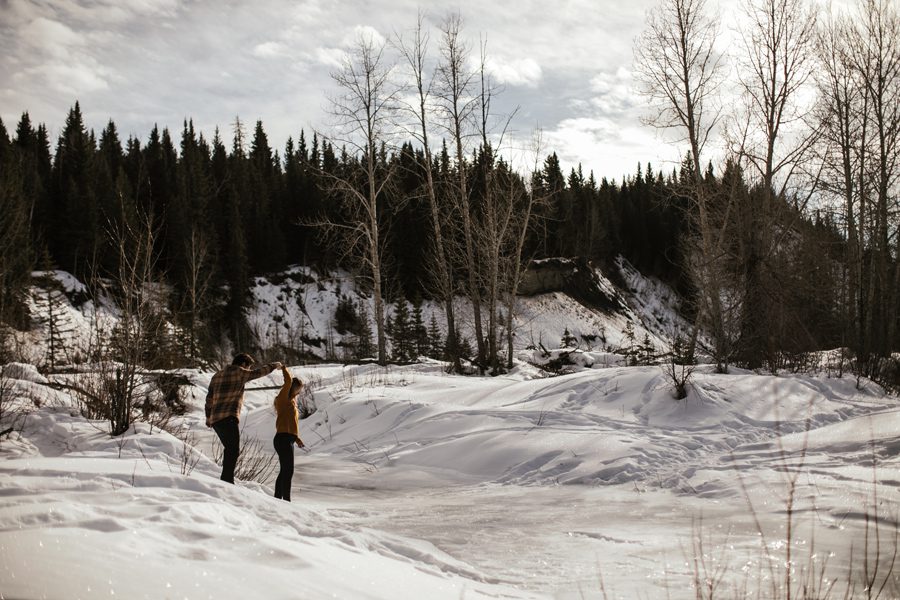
top-left (2, 361), bottom-right (899, 599)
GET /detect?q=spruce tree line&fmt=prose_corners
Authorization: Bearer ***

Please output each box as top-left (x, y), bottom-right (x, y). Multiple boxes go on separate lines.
top-left (0, 100), bottom-right (849, 367)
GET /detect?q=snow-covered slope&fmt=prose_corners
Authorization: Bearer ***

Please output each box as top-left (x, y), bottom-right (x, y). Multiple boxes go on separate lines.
top-left (18, 257), bottom-right (692, 368)
top-left (2, 361), bottom-right (898, 598)
top-left (245, 257), bottom-right (693, 361)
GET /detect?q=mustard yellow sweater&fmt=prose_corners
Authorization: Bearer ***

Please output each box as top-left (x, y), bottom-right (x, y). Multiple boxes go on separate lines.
top-left (274, 367), bottom-right (301, 440)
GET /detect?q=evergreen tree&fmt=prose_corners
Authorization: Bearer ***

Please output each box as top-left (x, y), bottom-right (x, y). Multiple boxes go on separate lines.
top-left (389, 300), bottom-right (414, 362)
top-left (0, 116), bottom-right (34, 328)
top-left (411, 299), bottom-right (429, 358)
top-left (173, 121), bottom-right (216, 361)
top-left (622, 321), bottom-right (638, 366)
top-left (355, 300), bottom-right (375, 360)
top-left (427, 312), bottom-right (444, 360)
top-left (639, 333), bottom-right (655, 365)
top-left (247, 120), bottom-right (285, 272)
top-left (14, 113), bottom-right (51, 253)
top-left (560, 327), bottom-right (577, 348)
top-left (209, 126), bottom-right (251, 345)
top-left (49, 102), bottom-right (99, 277)
top-left (455, 327), bottom-right (474, 360)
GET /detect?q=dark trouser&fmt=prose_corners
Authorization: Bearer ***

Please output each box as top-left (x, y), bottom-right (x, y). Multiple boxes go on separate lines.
top-left (212, 417), bottom-right (240, 484)
top-left (273, 432), bottom-right (295, 501)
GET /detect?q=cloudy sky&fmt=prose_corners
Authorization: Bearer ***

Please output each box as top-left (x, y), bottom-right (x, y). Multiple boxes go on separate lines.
top-left (1, 0), bottom-right (687, 180)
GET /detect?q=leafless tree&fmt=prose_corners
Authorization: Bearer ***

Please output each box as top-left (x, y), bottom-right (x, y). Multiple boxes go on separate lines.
top-left (394, 12), bottom-right (463, 372)
top-left (320, 30), bottom-right (400, 366)
top-left (472, 37), bottom-right (523, 374)
top-left (845, 0), bottom-right (900, 358)
top-left (815, 9), bottom-right (864, 358)
top-left (634, 0), bottom-right (731, 370)
top-left (732, 0), bottom-right (819, 367)
top-left (70, 205), bottom-right (161, 435)
top-left (435, 13), bottom-right (486, 369)
top-left (180, 226), bottom-right (215, 365)
top-left (501, 131), bottom-right (549, 370)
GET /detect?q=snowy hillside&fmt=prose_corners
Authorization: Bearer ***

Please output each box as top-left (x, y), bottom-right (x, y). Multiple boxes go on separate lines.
top-left (2, 360), bottom-right (898, 598)
top-left (17, 257), bottom-right (692, 369)
top-left (244, 257), bottom-right (693, 362)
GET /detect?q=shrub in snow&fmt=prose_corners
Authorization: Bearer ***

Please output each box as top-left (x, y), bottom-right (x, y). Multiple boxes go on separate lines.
top-left (212, 435), bottom-right (276, 484)
top-left (661, 336), bottom-right (694, 400)
top-left (0, 365), bottom-right (37, 441)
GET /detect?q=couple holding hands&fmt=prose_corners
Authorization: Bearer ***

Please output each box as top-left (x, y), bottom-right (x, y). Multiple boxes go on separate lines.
top-left (205, 353), bottom-right (305, 501)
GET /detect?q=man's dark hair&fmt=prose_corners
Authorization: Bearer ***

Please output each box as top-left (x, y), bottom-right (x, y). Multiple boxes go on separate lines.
top-left (232, 353), bottom-right (255, 367)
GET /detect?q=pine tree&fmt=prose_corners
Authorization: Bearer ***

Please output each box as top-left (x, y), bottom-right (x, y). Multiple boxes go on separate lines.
top-left (389, 300), bottom-right (413, 363)
top-left (172, 121), bottom-right (216, 363)
top-left (622, 321), bottom-right (638, 366)
top-left (560, 327), bottom-right (577, 348)
top-left (210, 126), bottom-right (251, 345)
top-left (411, 299), bottom-right (428, 358)
top-left (49, 102), bottom-right (99, 277)
top-left (455, 327), bottom-right (474, 360)
top-left (639, 333), bottom-right (655, 365)
top-left (247, 120), bottom-right (285, 271)
top-left (427, 312), bottom-right (444, 360)
top-left (0, 116), bottom-right (35, 329)
top-left (355, 300), bottom-right (375, 360)
top-left (14, 113), bottom-right (51, 253)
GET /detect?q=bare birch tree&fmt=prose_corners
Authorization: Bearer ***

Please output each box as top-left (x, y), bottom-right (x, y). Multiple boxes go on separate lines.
top-left (733, 0), bottom-right (818, 367)
top-left (815, 10), bottom-right (864, 356)
top-left (321, 31), bottom-right (399, 365)
top-left (502, 131), bottom-right (549, 370)
top-left (436, 14), bottom-right (486, 370)
top-left (181, 226), bottom-right (215, 365)
top-left (395, 12), bottom-right (463, 372)
top-left (472, 37), bottom-right (523, 374)
top-left (845, 0), bottom-right (900, 358)
top-left (634, 0), bottom-right (730, 369)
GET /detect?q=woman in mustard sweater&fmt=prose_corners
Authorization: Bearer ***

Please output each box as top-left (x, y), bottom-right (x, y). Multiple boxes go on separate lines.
top-left (273, 365), bottom-right (305, 501)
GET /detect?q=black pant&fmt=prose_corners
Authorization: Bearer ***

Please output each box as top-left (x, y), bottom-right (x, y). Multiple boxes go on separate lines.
top-left (212, 417), bottom-right (239, 484)
top-left (273, 433), bottom-right (295, 501)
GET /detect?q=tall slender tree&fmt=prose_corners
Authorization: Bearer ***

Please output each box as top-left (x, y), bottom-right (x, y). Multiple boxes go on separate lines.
top-left (321, 30), bottom-right (399, 365)
top-left (634, 0), bottom-right (730, 369)
top-left (395, 12), bottom-right (462, 372)
top-left (436, 14), bottom-right (486, 369)
top-left (734, 0), bottom-right (818, 368)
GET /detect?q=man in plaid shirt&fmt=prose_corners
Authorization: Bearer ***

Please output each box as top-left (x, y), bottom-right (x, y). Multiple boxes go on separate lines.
top-left (206, 353), bottom-right (280, 483)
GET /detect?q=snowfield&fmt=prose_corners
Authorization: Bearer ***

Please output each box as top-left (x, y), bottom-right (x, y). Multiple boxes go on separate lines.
top-left (2, 361), bottom-right (899, 599)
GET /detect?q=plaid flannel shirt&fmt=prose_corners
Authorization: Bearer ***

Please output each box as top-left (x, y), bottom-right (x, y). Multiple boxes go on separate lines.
top-left (205, 363), bottom-right (277, 427)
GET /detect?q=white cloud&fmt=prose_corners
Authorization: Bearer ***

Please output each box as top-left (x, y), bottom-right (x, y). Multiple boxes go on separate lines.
top-left (21, 17), bottom-right (84, 58)
top-left (0, 0), bottom-right (689, 181)
top-left (587, 68), bottom-right (634, 115)
top-left (253, 41), bottom-right (288, 58)
top-left (542, 116), bottom-right (680, 179)
top-left (483, 56), bottom-right (543, 88)
top-left (345, 25), bottom-right (387, 48)
top-left (21, 61), bottom-right (110, 96)
top-left (312, 24), bottom-right (389, 70)
top-left (313, 46), bottom-right (346, 69)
